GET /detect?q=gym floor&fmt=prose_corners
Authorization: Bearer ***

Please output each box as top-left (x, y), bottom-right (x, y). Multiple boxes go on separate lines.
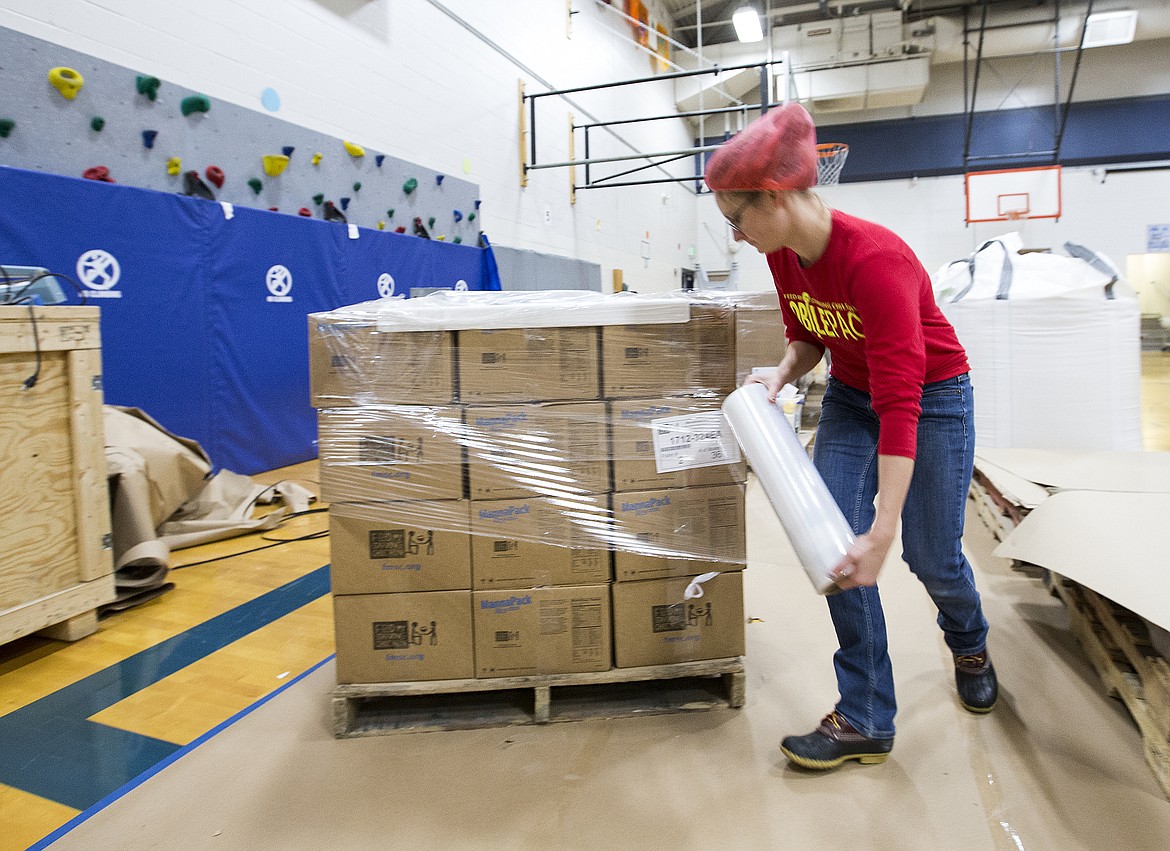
top-left (3, 354), bottom-right (1170, 850)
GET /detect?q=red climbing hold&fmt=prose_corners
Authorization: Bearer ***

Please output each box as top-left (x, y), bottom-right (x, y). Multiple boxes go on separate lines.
top-left (205, 165), bottom-right (225, 188)
top-left (394, 226), bottom-right (406, 234)
top-left (268, 207), bottom-right (279, 212)
top-left (83, 166), bottom-right (115, 182)
top-left (298, 207), bottom-right (312, 217)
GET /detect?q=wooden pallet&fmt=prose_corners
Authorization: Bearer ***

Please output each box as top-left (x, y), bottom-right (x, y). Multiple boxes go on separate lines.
top-left (967, 472), bottom-right (1024, 543)
top-left (1052, 576), bottom-right (1170, 799)
top-left (332, 657), bottom-right (745, 738)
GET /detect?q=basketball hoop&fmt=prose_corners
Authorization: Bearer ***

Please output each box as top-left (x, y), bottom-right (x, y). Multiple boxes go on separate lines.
top-left (1003, 209), bottom-right (1028, 222)
top-left (816, 143), bottom-right (849, 185)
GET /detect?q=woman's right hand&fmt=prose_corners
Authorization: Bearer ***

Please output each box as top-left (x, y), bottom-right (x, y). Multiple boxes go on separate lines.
top-left (744, 370), bottom-right (784, 403)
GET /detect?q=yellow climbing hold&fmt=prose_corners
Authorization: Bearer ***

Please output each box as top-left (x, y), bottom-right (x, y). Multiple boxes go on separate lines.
top-left (48, 67), bottom-right (85, 100)
top-left (376, 221), bottom-right (386, 230)
top-left (343, 140), bottom-right (365, 158)
top-left (263, 154), bottom-right (290, 176)
top-left (311, 152), bottom-right (323, 166)
top-left (166, 156), bottom-right (182, 176)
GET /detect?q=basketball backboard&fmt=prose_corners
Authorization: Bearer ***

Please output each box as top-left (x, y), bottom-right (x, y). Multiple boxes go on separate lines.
top-left (965, 165), bottom-right (1062, 223)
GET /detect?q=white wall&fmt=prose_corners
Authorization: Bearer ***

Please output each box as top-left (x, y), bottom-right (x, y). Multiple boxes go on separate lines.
top-left (0, 0), bottom-right (701, 293)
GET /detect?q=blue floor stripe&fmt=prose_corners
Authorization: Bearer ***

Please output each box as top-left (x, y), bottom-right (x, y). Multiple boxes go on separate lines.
top-left (0, 565), bottom-right (330, 812)
top-left (25, 653), bottom-right (335, 851)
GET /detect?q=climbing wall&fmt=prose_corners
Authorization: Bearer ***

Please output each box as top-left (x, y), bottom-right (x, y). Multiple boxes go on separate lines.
top-left (0, 25), bottom-right (481, 242)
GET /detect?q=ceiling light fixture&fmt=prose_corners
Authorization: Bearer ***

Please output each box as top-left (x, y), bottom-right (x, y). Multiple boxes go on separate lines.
top-left (1081, 10), bottom-right (1138, 48)
top-left (732, 7), bottom-right (764, 43)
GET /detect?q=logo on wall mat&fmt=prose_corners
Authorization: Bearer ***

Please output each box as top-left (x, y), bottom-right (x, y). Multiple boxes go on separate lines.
top-left (266, 264), bottom-right (293, 303)
top-left (377, 273), bottom-right (396, 298)
top-left (76, 249), bottom-right (122, 298)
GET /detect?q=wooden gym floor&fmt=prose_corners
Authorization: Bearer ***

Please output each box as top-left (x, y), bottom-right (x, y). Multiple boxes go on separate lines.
top-left (3, 353), bottom-right (1170, 850)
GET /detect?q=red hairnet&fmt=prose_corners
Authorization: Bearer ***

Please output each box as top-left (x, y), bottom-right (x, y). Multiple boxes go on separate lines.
top-left (704, 103), bottom-right (817, 192)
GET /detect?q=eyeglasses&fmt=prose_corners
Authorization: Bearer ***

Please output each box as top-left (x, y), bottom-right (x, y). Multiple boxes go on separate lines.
top-left (723, 196), bottom-right (754, 233)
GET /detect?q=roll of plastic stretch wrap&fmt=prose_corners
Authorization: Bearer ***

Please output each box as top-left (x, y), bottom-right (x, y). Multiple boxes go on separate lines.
top-left (722, 383), bottom-right (854, 595)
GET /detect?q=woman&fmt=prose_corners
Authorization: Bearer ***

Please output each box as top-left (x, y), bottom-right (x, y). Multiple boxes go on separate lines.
top-left (705, 103), bottom-right (997, 771)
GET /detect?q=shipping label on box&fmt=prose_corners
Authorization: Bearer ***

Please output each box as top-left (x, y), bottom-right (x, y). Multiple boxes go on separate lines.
top-left (457, 327), bottom-right (600, 403)
top-left (470, 495), bottom-right (612, 589)
top-left (329, 502), bottom-right (472, 594)
top-left (318, 407), bottom-right (465, 502)
top-left (308, 317), bottom-right (455, 408)
top-left (610, 398), bottom-right (746, 492)
top-left (612, 484), bottom-right (746, 581)
top-left (473, 585), bottom-right (612, 677)
top-left (333, 591), bottom-right (474, 684)
top-left (612, 573), bottom-right (745, 668)
top-left (465, 401), bottom-right (610, 499)
top-left (601, 305), bottom-right (735, 399)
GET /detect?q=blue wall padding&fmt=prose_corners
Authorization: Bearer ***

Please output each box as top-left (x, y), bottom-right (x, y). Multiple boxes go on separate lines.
top-left (0, 166), bottom-right (488, 474)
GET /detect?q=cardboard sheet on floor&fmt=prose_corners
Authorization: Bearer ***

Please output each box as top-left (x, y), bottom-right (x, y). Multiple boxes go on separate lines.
top-left (973, 455), bottom-right (1050, 510)
top-left (975, 448), bottom-right (1170, 493)
top-left (994, 490), bottom-right (1170, 631)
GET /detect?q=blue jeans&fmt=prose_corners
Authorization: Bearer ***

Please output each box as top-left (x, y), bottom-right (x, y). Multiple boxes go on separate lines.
top-left (812, 374), bottom-right (988, 739)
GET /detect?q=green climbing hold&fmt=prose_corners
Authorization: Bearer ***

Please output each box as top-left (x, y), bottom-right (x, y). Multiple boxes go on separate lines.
top-left (403, 177), bottom-right (418, 195)
top-left (181, 95), bottom-right (211, 117)
top-left (247, 178), bottom-right (263, 195)
top-left (90, 116), bottom-right (105, 132)
top-left (468, 212), bottom-right (477, 222)
top-left (453, 236), bottom-right (462, 244)
top-left (0, 118), bottom-right (14, 138)
top-left (352, 182), bottom-right (362, 192)
top-left (427, 217), bottom-right (436, 229)
top-left (313, 193), bottom-right (324, 205)
top-left (136, 75), bottom-right (161, 101)
top-left (386, 208), bottom-right (395, 218)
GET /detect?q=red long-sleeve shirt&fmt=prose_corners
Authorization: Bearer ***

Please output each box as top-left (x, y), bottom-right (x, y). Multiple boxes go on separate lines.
top-left (767, 209), bottom-right (969, 458)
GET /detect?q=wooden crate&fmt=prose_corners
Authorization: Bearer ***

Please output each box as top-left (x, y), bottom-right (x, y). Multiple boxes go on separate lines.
top-left (332, 657), bottom-right (745, 738)
top-left (0, 306), bottom-right (114, 644)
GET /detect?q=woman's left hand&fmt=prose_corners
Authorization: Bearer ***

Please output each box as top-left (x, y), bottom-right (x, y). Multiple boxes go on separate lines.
top-left (829, 530), bottom-right (894, 590)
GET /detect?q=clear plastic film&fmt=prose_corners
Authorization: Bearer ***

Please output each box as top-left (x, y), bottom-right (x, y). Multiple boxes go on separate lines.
top-left (309, 289), bottom-right (777, 590)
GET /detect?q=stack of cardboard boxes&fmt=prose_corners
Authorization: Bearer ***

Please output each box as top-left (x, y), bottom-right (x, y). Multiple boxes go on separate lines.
top-left (310, 292), bottom-right (751, 685)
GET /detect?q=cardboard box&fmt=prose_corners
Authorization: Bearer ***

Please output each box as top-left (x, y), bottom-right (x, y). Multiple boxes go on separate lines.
top-left (470, 495), bottom-right (612, 589)
top-left (317, 406), bottom-right (465, 502)
top-left (610, 397), bottom-right (746, 492)
top-left (612, 572), bottom-right (745, 668)
top-left (333, 591), bottom-right (474, 684)
top-left (329, 502), bottom-right (472, 594)
top-left (308, 316), bottom-right (455, 407)
top-left (601, 304), bottom-right (735, 399)
top-left (612, 484), bottom-right (746, 581)
top-left (465, 401), bottom-right (610, 499)
top-left (473, 585), bottom-right (611, 677)
top-left (733, 293), bottom-right (786, 388)
top-left (458, 326), bottom-right (600, 403)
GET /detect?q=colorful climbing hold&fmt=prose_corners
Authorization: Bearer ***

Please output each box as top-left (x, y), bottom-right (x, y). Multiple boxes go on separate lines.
top-left (435, 175), bottom-right (445, 186)
top-left (298, 208), bottom-right (312, 217)
top-left (468, 212), bottom-right (477, 222)
top-left (166, 156), bottom-right (182, 176)
top-left (437, 236), bottom-right (446, 242)
top-left (205, 165), bottom-right (225, 188)
top-left (260, 87), bottom-right (280, 111)
top-left (180, 95), bottom-right (211, 117)
top-left (376, 221), bottom-right (386, 230)
top-left (386, 208), bottom-right (395, 218)
top-left (247, 177), bottom-right (263, 195)
top-left (427, 217), bottom-right (436, 229)
top-left (90, 116), bottom-right (105, 132)
top-left (183, 170), bottom-right (215, 200)
top-left (323, 201), bottom-right (347, 223)
top-left (453, 210), bottom-right (463, 222)
top-left (352, 182), bottom-right (362, 192)
top-left (311, 152), bottom-right (323, 166)
top-left (375, 155), bottom-right (385, 167)
top-left (268, 207), bottom-right (279, 212)
top-left (453, 236), bottom-right (463, 244)
top-left (343, 140), bottom-right (365, 158)
top-left (0, 119), bottom-right (14, 138)
top-left (136, 75), bottom-right (161, 101)
top-left (262, 154), bottom-right (290, 176)
top-left (312, 193), bottom-right (324, 206)
top-left (282, 145), bottom-right (295, 158)
top-left (394, 226), bottom-right (406, 234)
top-left (340, 198), bottom-right (351, 211)
top-left (48, 67), bottom-right (84, 100)
top-left (142, 130), bottom-right (159, 149)
top-left (82, 166), bottom-right (115, 183)
top-left (475, 200), bottom-right (482, 209)
top-left (403, 177), bottom-right (418, 195)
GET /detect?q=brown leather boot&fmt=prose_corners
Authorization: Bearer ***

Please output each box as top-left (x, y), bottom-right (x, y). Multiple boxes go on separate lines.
top-left (954, 650), bottom-right (998, 713)
top-left (780, 711), bottom-right (894, 770)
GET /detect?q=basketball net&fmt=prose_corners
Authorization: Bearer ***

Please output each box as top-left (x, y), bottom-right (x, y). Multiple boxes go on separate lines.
top-left (816, 143), bottom-right (849, 186)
